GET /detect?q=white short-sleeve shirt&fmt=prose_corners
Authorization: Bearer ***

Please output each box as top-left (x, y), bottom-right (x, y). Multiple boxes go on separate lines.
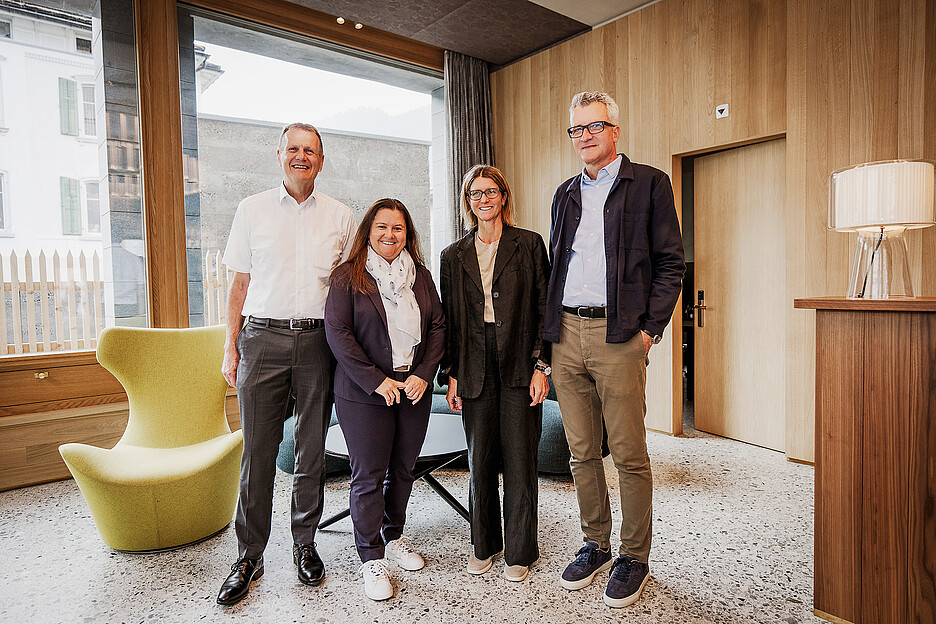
top-left (222, 184), bottom-right (355, 319)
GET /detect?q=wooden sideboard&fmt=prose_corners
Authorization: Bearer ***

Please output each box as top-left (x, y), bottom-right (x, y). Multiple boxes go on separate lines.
top-left (794, 297), bottom-right (936, 624)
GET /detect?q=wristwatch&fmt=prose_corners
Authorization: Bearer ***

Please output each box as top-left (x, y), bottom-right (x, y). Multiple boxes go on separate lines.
top-left (534, 360), bottom-right (551, 376)
top-left (643, 330), bottom-right (663, 345)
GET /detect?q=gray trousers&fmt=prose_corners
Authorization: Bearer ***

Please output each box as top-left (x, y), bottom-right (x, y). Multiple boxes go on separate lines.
top-left (461, 323), bottom-right (541, 567)
top-left (234, 322), bottom-right (334, 559)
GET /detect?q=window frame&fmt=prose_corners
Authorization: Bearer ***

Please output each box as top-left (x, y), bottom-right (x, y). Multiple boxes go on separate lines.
top-left (81, 177), bottom-right (101, 236)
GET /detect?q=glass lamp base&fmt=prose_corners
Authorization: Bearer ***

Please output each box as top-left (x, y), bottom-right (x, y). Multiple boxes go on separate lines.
top-left (846, 228), bottom-right (914, 299)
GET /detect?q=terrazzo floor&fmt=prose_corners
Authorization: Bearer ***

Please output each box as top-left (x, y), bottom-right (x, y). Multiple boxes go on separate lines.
top-left (0, 409), bottom-right (823, 624)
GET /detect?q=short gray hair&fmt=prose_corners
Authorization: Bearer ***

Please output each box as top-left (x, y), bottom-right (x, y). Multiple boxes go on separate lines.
top-left (569, 92), bottom-right (619, 126)
top-left (278, 122), bottom-right (324, 155)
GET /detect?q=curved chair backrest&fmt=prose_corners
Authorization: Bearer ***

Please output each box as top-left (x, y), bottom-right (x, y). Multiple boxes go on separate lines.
top-left (96, 325), bottom-right (231, 448)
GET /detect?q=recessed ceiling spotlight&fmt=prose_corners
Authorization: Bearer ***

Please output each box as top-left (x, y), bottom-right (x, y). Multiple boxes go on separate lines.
top-left (336, 17), bottom-right (344, 24)
top-left (354, 22), bottom-right (363, 29)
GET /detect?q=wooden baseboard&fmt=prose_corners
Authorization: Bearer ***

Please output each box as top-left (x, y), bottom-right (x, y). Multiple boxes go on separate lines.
top-left (0, 391), bottom-right (241, 492)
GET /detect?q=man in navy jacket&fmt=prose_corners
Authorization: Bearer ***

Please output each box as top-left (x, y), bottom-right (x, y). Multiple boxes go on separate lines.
top-left (546, 92), bottom-right (685, 608)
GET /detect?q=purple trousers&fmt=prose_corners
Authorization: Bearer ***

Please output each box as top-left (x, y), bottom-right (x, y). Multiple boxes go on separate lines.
top-left (335, 371), bottom-right (431, 562)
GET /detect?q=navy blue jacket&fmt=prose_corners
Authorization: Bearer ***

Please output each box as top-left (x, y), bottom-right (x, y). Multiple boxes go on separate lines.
top-left (325, 263), bottom-right (445, 406)
top-left (544, 154), bottom-right (686, 343)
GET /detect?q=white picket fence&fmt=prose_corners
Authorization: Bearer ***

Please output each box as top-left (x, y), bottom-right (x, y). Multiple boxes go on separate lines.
top-left (1, 250), bottom-right (105, 355)
top-left (1, 249), bottom-right (233, 355)
top-left (203, 250), bottom-right (234, 326)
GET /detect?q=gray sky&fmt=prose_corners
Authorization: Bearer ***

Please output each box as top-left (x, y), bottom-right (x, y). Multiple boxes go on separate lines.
top-left (197, 44), bottom-right (431, 141)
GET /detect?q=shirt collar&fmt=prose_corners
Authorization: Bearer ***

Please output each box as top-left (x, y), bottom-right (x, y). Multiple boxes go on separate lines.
top-left (581, 154), bottom-right (623, 185)
top-left (279, 182), bottom-right (316, 208)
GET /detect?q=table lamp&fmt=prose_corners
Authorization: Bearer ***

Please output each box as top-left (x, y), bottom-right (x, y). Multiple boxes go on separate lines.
top-left (828, 159), bottom-right (935, 298)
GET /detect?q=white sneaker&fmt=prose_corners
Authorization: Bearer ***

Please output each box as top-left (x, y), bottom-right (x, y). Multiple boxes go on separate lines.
top-left (385, 536), bottom-right (425, 571)
top-left (503, 563), bottom-right (530, 582)
top-left (466, 552), bottom-right (494, 575)
top-left (361, 559), bottom-right (393, 601)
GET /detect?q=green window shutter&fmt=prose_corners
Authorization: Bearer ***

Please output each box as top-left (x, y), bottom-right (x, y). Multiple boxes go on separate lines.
top-left (59, 78), bottom-right (78, 136)
top-left (60, 177), bottom-right (80, 235)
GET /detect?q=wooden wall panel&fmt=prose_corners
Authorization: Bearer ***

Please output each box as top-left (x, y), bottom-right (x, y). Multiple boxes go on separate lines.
top-left (492, 0), bottom-right (936, 461)
top-left (786, 0), bottom-right (936, 462)
top-left (491, 0), bottom-right (787, 436)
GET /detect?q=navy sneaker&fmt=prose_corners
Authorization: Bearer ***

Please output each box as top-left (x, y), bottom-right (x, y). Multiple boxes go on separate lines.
top-left (603, 554), bottom-right (650, 608)
top-left (559, 541), bottom-right (613, 590)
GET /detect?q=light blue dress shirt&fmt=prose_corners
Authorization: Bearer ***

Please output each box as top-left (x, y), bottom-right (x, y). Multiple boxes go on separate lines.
top-left (562, 155), bottom-right (623, 307)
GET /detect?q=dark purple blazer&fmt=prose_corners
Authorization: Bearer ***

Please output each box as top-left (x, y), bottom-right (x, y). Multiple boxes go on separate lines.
top-left (325, 262), bottom-right (445, 406)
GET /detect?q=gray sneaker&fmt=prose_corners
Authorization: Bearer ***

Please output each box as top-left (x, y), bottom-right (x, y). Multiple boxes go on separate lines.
top-left (603, 554), bottom-right (650, 608)
top-left (559, 541), bottom-right (613, 590)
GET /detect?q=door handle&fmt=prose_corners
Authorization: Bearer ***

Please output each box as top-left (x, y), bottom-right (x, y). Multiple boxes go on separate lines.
top-left (694, 290), bottom-right (707, 328)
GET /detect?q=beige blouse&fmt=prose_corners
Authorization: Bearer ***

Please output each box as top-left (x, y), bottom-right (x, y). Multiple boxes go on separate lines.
top-left (474, 233), bottom-right (499, 323)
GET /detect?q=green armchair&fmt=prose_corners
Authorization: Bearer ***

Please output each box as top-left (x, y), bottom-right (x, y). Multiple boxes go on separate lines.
top-left (59, 326), bottom-right (243, 552)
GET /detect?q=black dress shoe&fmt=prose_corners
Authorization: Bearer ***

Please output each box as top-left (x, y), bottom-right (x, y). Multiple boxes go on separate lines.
top-left (293, 543), bottom-right (325, 586)
top-left (217, 557), bottom-right (263, 605)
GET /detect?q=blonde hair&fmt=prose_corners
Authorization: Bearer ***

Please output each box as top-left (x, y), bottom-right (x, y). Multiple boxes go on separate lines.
top-left (459, 165), bottom-right (515, 228)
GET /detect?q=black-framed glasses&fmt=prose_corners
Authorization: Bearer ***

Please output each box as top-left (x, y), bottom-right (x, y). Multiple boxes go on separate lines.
top-left (567, 121), bottom-right (616, 139)
top-left (467, 188), bottom-right (503, 201)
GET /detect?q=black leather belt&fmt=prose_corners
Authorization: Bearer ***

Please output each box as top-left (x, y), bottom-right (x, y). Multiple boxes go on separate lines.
top-left (562, 305), bottom-right (607, 318)
top-left (248, 316), bottom-right (324, 330)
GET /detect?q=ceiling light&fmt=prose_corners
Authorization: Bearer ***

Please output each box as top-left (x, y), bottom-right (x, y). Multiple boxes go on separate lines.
top-left (354, 23), bottom-right (363, 29)
top-left (336, 17), bottom-right (344, 24)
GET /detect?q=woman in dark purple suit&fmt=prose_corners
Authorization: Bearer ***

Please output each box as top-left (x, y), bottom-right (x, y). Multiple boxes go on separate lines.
top-left (325, 198), bottom-right (445, 602)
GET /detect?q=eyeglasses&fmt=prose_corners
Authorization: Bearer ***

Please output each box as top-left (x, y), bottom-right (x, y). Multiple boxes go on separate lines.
top-left (467, 188), bottom-right (503, 201)
top-left (567, 121), bottom-right (616, 139)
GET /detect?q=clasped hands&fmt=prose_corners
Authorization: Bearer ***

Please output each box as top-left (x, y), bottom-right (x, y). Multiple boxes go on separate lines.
top-left (375, 375), bottom-right (428, 406)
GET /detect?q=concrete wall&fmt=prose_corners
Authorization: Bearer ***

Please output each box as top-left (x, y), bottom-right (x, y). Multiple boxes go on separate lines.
top-left (196, 115), bottom-right (433, 270)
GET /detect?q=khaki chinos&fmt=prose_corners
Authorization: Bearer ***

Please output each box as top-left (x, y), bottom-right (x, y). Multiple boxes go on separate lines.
top-left (552, 310), bottom-right (652, 563)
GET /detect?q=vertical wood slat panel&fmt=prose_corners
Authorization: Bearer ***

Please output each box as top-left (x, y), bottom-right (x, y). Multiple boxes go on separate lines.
top-left (492, 0), bottom-right (788, 437)
top-left (813, 310), bottom-right (862, 623)
top-left (136, 0), bottom-right (188, 328)
top-left (908, 312), bottom-right (936, 623)
top-left (862, 312), bottom-right (911, 624)
top-left (490, 0), bottom-right (934, 454)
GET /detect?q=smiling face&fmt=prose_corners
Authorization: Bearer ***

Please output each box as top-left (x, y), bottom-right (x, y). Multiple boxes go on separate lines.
top-left (571, 102), bottom-right (620, 174)
top-left (369, 208), bottom-right (407, 262)
top-left (277, 128), bottom-right (323, 190)
top-left (468, 176), bottom-right (504, 225)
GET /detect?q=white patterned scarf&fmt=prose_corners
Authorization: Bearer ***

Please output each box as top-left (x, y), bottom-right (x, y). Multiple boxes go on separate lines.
top-left (365, 246), bottom-right (421, 367)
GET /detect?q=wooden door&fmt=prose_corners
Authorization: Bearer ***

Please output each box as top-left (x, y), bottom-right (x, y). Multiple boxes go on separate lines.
top-left (694, 138), bottom-right (786, 450)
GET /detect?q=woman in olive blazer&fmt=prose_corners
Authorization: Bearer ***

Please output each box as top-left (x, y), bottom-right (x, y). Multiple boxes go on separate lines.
top-left (439, 165), bottom-right (550, 582)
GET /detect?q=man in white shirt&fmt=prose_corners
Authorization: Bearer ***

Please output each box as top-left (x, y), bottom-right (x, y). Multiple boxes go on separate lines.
top-left (217, 123), bottom-right (355, 606)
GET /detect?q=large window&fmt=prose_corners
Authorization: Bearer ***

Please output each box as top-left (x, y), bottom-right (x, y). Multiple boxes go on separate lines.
top-left (181, 10), bottom-right (445, 327)
top-left (0, 1), bottom-right (148, 356)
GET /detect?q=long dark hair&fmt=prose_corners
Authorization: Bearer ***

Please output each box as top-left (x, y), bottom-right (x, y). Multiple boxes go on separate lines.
top-left (338, 198), bottom-right (425, 294)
